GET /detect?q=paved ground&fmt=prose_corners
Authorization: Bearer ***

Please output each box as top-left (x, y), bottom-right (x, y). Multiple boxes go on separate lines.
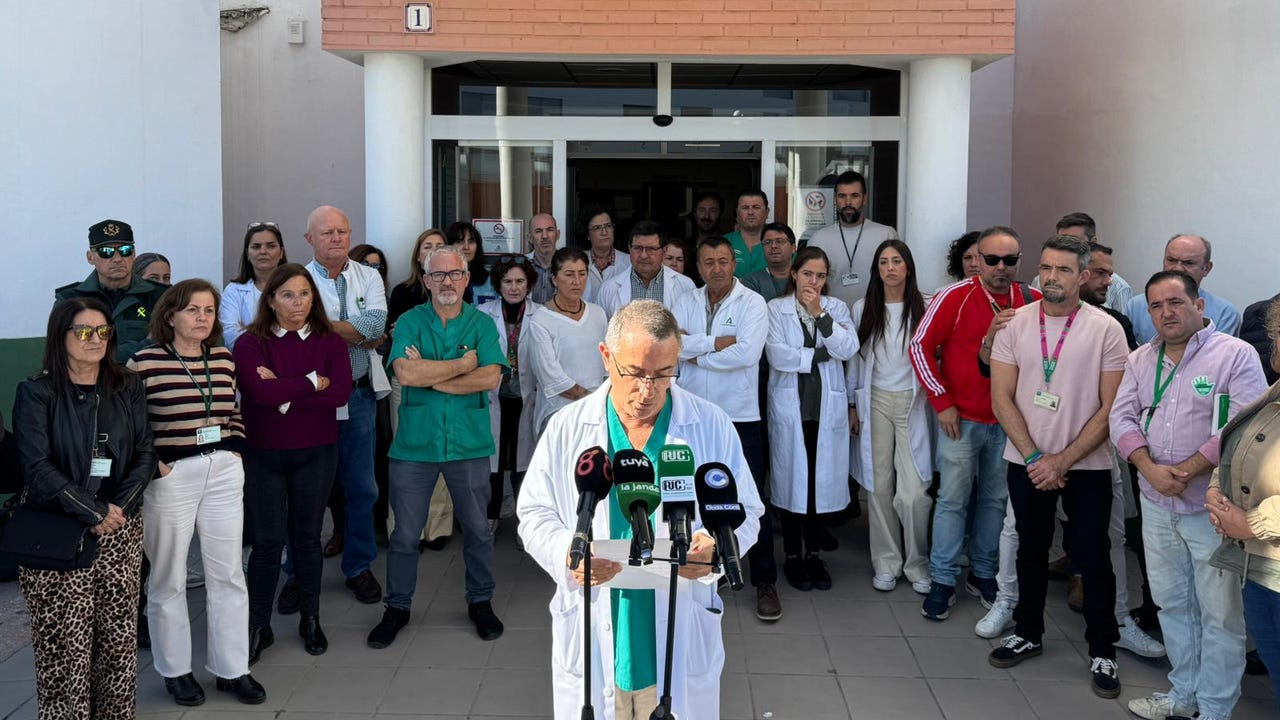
top-left (0, 511), bottom-right (1274, 719)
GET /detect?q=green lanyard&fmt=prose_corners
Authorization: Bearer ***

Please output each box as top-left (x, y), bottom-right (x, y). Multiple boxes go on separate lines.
top-left (168, 345), bottom-right (213, 421)
top-left (1144, 343), bottom-right (1178, 433)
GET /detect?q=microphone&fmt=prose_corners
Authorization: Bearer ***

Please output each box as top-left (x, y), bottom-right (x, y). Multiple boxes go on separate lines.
top-left (568, 446), bottom-right (613, 571)
top-left (613, 449), bottom-right (659, 564)
top-left (694, 462), bottom-right (748, 591)
top-left (657, 445), bottom-right (696, 564)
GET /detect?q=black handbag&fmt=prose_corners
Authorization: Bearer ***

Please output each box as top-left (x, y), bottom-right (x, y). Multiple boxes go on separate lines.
top-left (0, 500), bottom-right (99, 572)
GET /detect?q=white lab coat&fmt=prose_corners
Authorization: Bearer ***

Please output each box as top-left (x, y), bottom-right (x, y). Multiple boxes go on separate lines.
top-left (671, 280), bottom-right (768, 422)
top-left (517, 382), bottom-right (764, 720)
top-left (845, 299), bottom-right (934, 492)
top-left (765, 295), bottom-right (859, 514)
top-left (477, 298), bottom-right (542, 473)
top-left (585, 251), bottom-right (631, 304)
top-left (597, 265), bottom-right (697, 319)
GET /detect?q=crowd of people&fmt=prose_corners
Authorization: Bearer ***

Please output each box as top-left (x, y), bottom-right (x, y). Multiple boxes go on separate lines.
top-left (4, 172), bottom-right (1280, 718)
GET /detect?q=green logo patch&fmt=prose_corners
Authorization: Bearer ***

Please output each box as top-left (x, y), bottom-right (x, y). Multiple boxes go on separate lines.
top-left (1193, 375), bottom-right (1214, 397)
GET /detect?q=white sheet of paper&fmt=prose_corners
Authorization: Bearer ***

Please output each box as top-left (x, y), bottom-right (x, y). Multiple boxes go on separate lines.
top-left (590, 539), bottom-right (679, 591)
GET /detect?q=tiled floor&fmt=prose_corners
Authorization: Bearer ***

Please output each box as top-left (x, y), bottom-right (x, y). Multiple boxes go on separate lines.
top-left (0, 512), bottom-right (1274, 719)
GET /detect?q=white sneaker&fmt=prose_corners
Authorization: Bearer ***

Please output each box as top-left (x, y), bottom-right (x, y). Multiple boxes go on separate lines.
top-left (872, 574), bottom-right (897, 592)
top-left (974, 598), bottom-right (1016, 639)
top-left (1126, 691), bottom-right (1196, 720)
top-left (1115, 621), bottom-right (1166, 659)
top-left (910, 577), bottom-right (932, 595)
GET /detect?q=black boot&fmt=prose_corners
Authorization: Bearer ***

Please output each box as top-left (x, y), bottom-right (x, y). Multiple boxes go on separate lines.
top-left (216, 674), bottom-right (267, 704)
top-left (247, 625), bottom-right (274, 666)
top-left (164, 672), bottom-right (206, 707)
top-left (299, 615), bottom-right (328, 655)
top-left (367, 607), bottom-right (411, 649)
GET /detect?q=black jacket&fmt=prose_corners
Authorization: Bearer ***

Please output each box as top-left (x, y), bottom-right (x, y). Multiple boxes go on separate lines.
top-left (12, 371), bottom-right (156, 526)
top-left (1240, 295), bottom-right (1279, 385)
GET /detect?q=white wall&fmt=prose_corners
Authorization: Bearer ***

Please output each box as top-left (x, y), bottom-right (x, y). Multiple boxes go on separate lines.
top-left (1010, 0), bottom-right (1280, 308)
top-left (0, 0), bottom-right (224, 339)
top-left (220, 0), bottom-right (365, 283)
top-left (967, 57), bottom-right (1014, 231)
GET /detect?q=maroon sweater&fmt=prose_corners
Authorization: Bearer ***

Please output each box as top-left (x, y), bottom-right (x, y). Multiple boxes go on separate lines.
top-left (232, 329), bottom-right (353, 450)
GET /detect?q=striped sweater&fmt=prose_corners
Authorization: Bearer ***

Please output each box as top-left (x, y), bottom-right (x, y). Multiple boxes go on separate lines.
top-left (127, 345), bottom-right (247, 463)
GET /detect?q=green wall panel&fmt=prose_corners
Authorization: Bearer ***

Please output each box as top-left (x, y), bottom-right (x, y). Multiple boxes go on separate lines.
top-left (0, 337), bottom-right (45, 431)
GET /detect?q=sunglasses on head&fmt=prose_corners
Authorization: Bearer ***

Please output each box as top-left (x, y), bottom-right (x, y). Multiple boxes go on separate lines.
top-left (247, 221), bottom-right (279, 230)
top-left (94, 244), bottom-right (134, 259)
top-left (69, 324), bottom-right (114, 341)
top-left (982, 253), bottom-right (1021, 267)
top-left (360, 260), bottom-right (384, 270)
top-left (496, 254), bottom-right (529, 265)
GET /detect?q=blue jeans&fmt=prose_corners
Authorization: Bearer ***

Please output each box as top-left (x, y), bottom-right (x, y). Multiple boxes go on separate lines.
top-left (386, 457), bottom-right (494, 607)
top-left (337, 384), bottom-right (379, 578)
top-left (930, 419), bottom-right (1007, 586)
top-left (1141, 497), bottom-right (1246, 717)
top-left (1243, 580), bottom-right (1280, 712)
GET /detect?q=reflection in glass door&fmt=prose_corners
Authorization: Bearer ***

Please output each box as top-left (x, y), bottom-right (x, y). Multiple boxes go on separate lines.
top-left (774, 142), bottom-right (899, 245)
top-left (435, 140), bottom-right (553, 253)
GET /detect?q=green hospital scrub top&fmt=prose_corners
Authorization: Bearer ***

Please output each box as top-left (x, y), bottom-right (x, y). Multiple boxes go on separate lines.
top-left (388, 301), bottom-right (508, 463)
top-left (605, 393), bottom-right (673, 692)
top-left (726, 230), bottom-right (767, 278)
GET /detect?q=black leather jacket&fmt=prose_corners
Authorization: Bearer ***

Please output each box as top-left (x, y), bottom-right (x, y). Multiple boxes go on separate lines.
top-left (12, 371), bottom-right (156, 526)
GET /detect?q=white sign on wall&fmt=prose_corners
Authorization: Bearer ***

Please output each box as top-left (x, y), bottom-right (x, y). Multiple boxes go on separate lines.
top-left (405, 3), bottom-right (432, 33)
top-left (793, 186), bottom-right (834, 244)
top-left (474, 219), bottom-right (524, 255)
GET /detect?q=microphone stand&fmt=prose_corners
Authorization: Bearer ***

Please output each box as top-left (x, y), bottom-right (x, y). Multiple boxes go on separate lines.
top-left (650, 538), bottom-right (686, 720)
top-left (581, 535), bottom-right (594, 720)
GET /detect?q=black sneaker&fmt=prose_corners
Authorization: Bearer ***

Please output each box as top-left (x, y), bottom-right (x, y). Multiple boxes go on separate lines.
top-left (346, 570), bottom-right (383, 604)
top-left (988, 634), bottom-right (1043, 668)
top-left (804, 554), bottom-right (831, 591)
top-left (783, 556), bottom-right (812, 592)
top-left (920, 582), bottom-right (956, 621)
top-left (965, 573), bottom-right (998, 609)
top-left (368, 607), bottom-right (411, 649)
top-left (276, 577), bottom-right (300, 615)
top-left (1089, 656), bottom-right (1120, 698)
top-left (468, 601), bottom-right (504, 641)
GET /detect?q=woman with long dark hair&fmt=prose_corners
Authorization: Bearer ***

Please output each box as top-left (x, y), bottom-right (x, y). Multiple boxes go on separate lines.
top-left (847, 239), bottom-right (934, 594)
top-left (128, 280), bottom-right (264, 705)
top-left (446, 221), bottom-right (496, 305)
top-left (765, 247), bottom-right (859, 591)
top-left (12, 297), bottom-right (155, 719)
top-left (233, 264), bottom-right (352, 663)
top-left (221, 222), bottom-right (288, 349)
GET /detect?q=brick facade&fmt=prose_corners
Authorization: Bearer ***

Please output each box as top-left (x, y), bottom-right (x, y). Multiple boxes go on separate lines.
top-left (322, 0), bottom-right (1014, 57)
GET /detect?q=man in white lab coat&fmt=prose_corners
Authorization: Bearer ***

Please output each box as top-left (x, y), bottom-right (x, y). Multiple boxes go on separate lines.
top-left (518, 300), bottom-right (764, 720)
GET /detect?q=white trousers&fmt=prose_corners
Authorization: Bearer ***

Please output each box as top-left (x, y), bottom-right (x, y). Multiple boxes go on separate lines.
top-left (143, 449), bottom-right (249, 679)
top-left (866, 387), bottom-right (931, 582)
top-left (994, 448), bottom-right (1131, 620)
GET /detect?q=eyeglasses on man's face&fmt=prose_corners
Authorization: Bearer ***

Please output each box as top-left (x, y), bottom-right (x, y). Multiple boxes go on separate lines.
top-left (610, 355), bottom-right (678, 388)
top-left (69, 324), bottom-right (114, 341)
top-left (94, 244), bottom-right (134, 260)
top-left (426, 269), bottom-right (468, 283)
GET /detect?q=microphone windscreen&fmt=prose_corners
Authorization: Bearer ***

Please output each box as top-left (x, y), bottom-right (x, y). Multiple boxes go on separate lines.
top-left (574, 446), bottom-right (613, 496)
top-left (614, 449), bottom-right (659, 516)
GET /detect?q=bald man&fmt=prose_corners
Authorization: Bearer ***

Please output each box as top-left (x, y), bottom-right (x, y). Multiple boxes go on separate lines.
top-left (1125, 234), bottom-right (1241, 340)
top-left (303, 205), bottom-right (388, 607)
top-left (526, 213), bottom-right (560, 304)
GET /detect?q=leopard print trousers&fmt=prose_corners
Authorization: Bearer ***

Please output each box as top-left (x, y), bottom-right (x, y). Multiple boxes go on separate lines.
top-left (19, 515), bottom-right (144, 720)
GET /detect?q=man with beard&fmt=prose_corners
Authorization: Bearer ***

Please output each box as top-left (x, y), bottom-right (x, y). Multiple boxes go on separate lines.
top-left (725, 190), bottom-right (770, 279)
top-left (690, 190), bottom-right (724, 244)
top-left (806, 170), bottom-right (900, 308)
top-left (368, 245), bottom-right (507, 648)
top-left (987, 234), bottom-right (1130, 699)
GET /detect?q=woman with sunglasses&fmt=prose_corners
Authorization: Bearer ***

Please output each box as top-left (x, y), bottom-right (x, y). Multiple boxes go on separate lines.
top-left (233, 264), bottom-right (353, 663)
top-left (221, 222), bottom-right (288, 350)
top-left (476, 255), bottom-right (541, 535)
top-left (765, 247), bottom-right (859, 591)
top-left (524, 247), bottom-right (609, 435)
top-left (446, 221), bottom-right (497, 305)
top-left (12, 297), bottom-right (156, 719)
top-left (847, 240), bottom-right (934, 595)
top-left (127, 280), bottom-right (264, 706)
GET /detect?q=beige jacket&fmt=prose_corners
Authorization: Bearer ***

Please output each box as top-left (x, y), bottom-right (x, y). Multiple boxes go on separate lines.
top-left (1210, 381), bottom-right (1280, 589)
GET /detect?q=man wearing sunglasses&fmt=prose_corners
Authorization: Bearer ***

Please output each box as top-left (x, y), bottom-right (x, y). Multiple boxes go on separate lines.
top-left (55, 219), bottom-right (168, 362)
top-left (909, 226), bottom-right (1040, 622)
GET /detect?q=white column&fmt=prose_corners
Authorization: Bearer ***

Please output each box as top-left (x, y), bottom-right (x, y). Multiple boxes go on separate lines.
top-left (365, 53), bottom-right (425, 266)
top-left (904, 57), bottom-right (972, 291)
